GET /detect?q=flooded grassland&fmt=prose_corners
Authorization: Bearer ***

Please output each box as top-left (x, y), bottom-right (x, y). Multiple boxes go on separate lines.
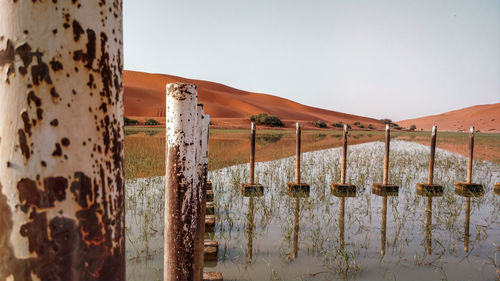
top-left (125, 129), bottom-right (500, 280)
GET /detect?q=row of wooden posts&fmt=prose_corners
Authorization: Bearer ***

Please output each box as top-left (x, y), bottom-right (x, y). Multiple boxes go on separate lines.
top-left (243, 122), bottom-right (499, 197)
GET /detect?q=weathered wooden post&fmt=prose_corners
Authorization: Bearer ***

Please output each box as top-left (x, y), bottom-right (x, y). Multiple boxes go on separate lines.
top-left (287, 122), bottom-right (310, 193)
top-left (241, 122), bottom-right (264, 195)
top-left (373, 124), bottom-right (399, 193)
top-left (455, 127), bottom-right (483, 194)
top-left (0, 2), bottom-right (124, 280)
top-left (417, 126), bottom-right (443, 194)
top-left (331, 124), bottom-right (356, 194)
top-left (165, 83), bottom-right (199, 281)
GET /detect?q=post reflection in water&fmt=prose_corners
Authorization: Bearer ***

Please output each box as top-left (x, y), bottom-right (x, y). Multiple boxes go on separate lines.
top-left (425, 197), bottom-right (432, 254)
top-left (293, 198), bottom-right (300, 259)
top-left (455, 187), bottom-right (484, 253)
top-left (339, 197), bottom-right (345, 251)
top-left (246, 196), bottom-right (255, 263)
top-left (381, 196), bottom-right (387, 256)
top-left (464, 197), bottom-right (471, 253)
top-left (372, 187), bottom-right (398, 256)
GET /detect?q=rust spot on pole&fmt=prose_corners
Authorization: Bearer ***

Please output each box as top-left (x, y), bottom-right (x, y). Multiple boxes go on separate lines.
top-left (383, 124), bottom-right (390, 185)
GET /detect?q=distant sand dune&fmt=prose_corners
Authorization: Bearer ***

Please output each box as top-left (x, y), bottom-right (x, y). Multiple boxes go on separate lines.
top-left (124, 70), bottom-right (385, 129)
top-left (398, 103), bottom-right (500, 132)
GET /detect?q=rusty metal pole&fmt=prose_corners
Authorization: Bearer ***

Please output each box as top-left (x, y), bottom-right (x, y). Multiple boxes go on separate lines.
top-left (466, 126), bottom-right (474, 184)
top-left (165, 83), bottom-right (198, 281)
top-left (383, 124), bottom-right (390, 185)
top-left (428, 126), bottom-right (437, 185)
top-left (464, 197), bottom-right (471, 252)
top-left (381, 196), bottom-right (387, 256)
top-left (296, 122), bottom-right (301, 184)
top-left (250, 122), bottom-right (256, 185)
top-left (340, 124), bottom-right (348, 184)
top-left (0, 2), bottom-right (124, 280)
top-left (194, 106), bottom-right (209, 281)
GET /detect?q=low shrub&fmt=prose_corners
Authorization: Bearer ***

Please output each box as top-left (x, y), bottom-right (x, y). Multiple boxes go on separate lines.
top-left (145, 118), bottom-right (160, 126)
top-left (312, 120), bottom-right (327, 128)
top-left (250, 113), bottom-right (284, 127)
top-left (332, 121), bottom-right (344, 128)
top-left (124, 116), bottom-right (138, 125)
top-left (409, 124), bottom-right (416, 131)
top-left (367, 124), bottom-right (374, 129)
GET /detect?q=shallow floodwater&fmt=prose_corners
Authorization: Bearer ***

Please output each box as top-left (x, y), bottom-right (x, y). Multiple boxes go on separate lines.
top-left (125, 140), bottom-right (500, 281)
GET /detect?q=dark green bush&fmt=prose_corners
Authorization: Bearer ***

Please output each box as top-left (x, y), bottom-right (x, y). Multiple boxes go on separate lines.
top-left (312, 120), bottom-right (327, 128)
top-left (380, 118), bottom-right (392, 125)
top-left (367, 124), bottom-right (374, 129)
top-left (250, 113), bottom-right (284, 127)
top-left (145, 118), bottom-right (160, 126)
top-left (353, 121), bottom-right (361, 126)
top-left (409, 124), bottom-right (417, 131)
top-left (332, 121), bottom-right (344, 128)
top-left (124, 116), bottom-right (138, 125)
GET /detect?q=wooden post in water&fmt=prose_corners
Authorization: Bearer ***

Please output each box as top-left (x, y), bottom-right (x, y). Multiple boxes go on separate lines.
top-left (165, 83), bottom-right (199, 281)
top-left (417, 126), bottom-right (443, 194)
top-left (331, 124), bottom-right (356, 194)
top-left (0, 2), bottom-right (125, 280)
top-left (455, 126), bottom-right (483, 195)
top-left (241, 122), bottom-right (264, 195)
top-left (287, 123), bottom-right (310, 193)
top-left (373, 124), bottom-right (399, 193)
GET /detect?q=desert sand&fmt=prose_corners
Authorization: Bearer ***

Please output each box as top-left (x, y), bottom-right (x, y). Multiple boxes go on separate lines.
top-left (398, 103), bottom-right (500, 133)
top-left (124, 70), bottom-right (385, 129)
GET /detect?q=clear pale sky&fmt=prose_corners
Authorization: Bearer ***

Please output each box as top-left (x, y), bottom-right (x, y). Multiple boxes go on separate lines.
top-left (123, 0), bottom-right (500, 121)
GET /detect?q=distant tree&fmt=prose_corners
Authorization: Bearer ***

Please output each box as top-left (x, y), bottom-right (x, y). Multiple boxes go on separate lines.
top-left (250, 113), bottom-right (284, 127)
top-left (409, 124), bottom-right (417, 131)
top-left (312, 120), bottom-right (327, 128)
top-left (124, 116), bottom-right (138, 125)
top-left (380, 118), bottom-right (392, 125)
top-left (367, 124), bottom-right (374, 129)
top-left (145, 118), bottom-right (159, 125)
top-left (332, 121), bottom-right (344, 128)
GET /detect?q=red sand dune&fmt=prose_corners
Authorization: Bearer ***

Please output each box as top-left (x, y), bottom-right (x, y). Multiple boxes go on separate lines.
top-left (398, 103), bottom-right (500, 133)
top-left (124, 70), bottom-right (385, 130)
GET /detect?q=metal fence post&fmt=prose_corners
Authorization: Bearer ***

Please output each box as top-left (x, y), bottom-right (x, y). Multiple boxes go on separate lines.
top-left (0, 2), bottom-right (124, 280)
top-left (165, 83), bottom-right (198, 281)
